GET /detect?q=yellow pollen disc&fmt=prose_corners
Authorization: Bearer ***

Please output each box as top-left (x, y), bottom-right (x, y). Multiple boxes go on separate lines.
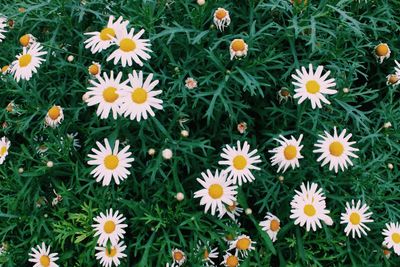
top-left (392, 233), bottom-right (400, 244)
top-left (104, 155), bottom-right (119, 170)
top-left (48, 106), bottom-right (61, 120)
top-left (236, 238), bottom-right (251, 250)
top-left (270, 219), bottom-right (280, 231)
top-left (19, 54), bottom-right (32, 67)
top-left (227, 203), bottom-right (236, 211)
top-left (174, 251), bottom-right (184, 261)
top-left (19, 34), bottom-right (30, 46)
top-left (89, 64), bottom-right (99, 75)
top-left (203, 249), bottom-right (209, 259)
top-left (303, 204), bottom-right (316, 217)
top-left (305, 80), bottom-right (320, 94)
top-left (349, 212), bottom-right (361, 225)
top-left (329, 141), bottom-right (344, 157)
top-left (283, 145), bottom-right (297, 160)
top-left (232, 155), bottom-right (247, 170)
top-left (0, 146), bottom-right (7, 156)
top-left (226, 255), bottom-right (239, 267)
top-left (105, 247), bottom-right (117, 257)
top-left (102, 87), bottom-right (119, 103)
top-left (1, 65), bottom-right (9, 73)
top-left (375, 44), bottom-right (389, 57)
top-left (208, 184), bottom-right (223, 199)
top-left (388, 75), bottom-right (399, 84)
top-left (103, 220), bottom-right (116, 234)
top-left (231, 39), bottom-right (246, 52)
top-left (119, 38), bottom-right (136, 52)
top-left (100, 27), bottom-right (116, 41)
top-left (39, 255), bottom-right (50, 267)
top-left (215, 9), bottom-right (227, 20)
top-left (131, 88), bottom-right (148, 104)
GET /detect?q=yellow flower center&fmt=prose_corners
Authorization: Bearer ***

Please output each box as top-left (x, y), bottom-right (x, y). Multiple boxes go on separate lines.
top-left (103, 220), bottom-right (116, 234)
top-left (105, 247), bottom-right (117, 257)
top-left (226, 255), bottom-right (239, 267)
top-left (100, 27), bottom-right (115, 41)
top-left (215, 9), bottom-right (227, 20)
top-left (119, 38), bottom-right (136, 52)
top-left (388, 74), bottom-right (399, 84)
top-left (0, 146), bottom-right (7, 156)
top-left (104, 155), bottom-right (119, 170)
top-left (174, 251), bottom-right (184, 261)
top-left (89, 64), bottom-right (99, 75)
top-left (19, 34), bottom-right (30, 46)
top-left (270, 219), bottom-right (280, 232)
top-left (392, 233), bottom-right (400, 244)
top-left (39, 255), bottom-right (50, 267)
top-left (131, 88), bottom-right (148, 104)
top-left (232, 155), bottom-right (247, 170)
top-left (102, 87), bottom-right (119, 103)
top-left (349, 212), bottom-right (361, 225)
top-left (208, 184), bottom-right (223, 199)
top-left (1, 65), bottom-right (9, 73)
top-left (303, 204), bottom-right (316, 217)
top-left (305, 80), bottom-right (320, 94)
top-left (48, 106), bottom-right (61, 120)
top-left (19, 54), bottom-right (32, 67)
top-left (236, 238), bottom-right (251, 250)
top-left (227, 202), bottom-right (236, 211)
top-left (203, 249), bottom-right (209, 259)
top-left (231, 39), bottom-right (246, 52)
top-left (375, 44), bottom-right (389, 57)
top-left (329, 141), bottom-right (344, 157)
top-left (283, 145), bottom-right (297, 160)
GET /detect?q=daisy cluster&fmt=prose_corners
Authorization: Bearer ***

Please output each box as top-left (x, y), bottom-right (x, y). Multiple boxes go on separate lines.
top-left (1, 1), bottom-right (400, 265)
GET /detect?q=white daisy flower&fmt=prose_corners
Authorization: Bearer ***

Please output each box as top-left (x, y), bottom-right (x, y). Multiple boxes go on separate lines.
top-left (87, 138), bottom-right (134, 186)
top-left (92, 208), bottom-right (128, 246)
top-left (340, 199), bottom-right (373, 238)
top-left (394, 60), bottom-right (400, 75)
top-left (0, 137), bottom-right (10, 165)
top-left (10, 42), bottom-right (47, 82)
top-left (259, 212), bottom-right (281, 242)
top-left (19, 33), bottom-right (37, 47)
top-left (171, 248), bottom-right (186, 266)
top-left (292, 64), bottom-right (337, 109)
top-left (196, 241), bottom-right (218, 266)
top-left (213, 8), bottom-right (231, 31)
top-left (87, 71), bottom-right (127, 119)
top-left (313, 127), bottom-right (359, 173)
top-left (386, 74), bottom-right (400, 86)
top-left (95, 241), bottom-right (127, 267)
top-left (119, 70), bottom-right (163, 122)
top-left (28, 242), bottom-right (59, 267)
top-left (269, 134), bottom-right (304, 173)
top-left (218, 201), bottom-right (243, 220)
top-left (1, 64), bottom-right (10, 74)
top-left (184, 77), bottom-right (197, 89)
top-left (228, 234), bottom-right (256, 257)
top-left (374, 43), bottom-right (390, 64)
top-left (88, 61), bottom-right (101, 76)
top-left (229, 39), bottom-right (248, 60)
top-left (221, 252), bottom-right (240, 267)
top-left (0, 16), bottom-right (7, 42)
top-left (383, 222), bottom-right (400, 256)
top-left (218, 140), bottom-right (261, 186)
top-left (45, 105), bottom-right (64, 128)
top-left (107, 28), bottom-right (151, 67)
top-left (290, 182), bottom-right (333, 232)
top-left (84, 16), bottom-right (129, 54)
top-left (194, 169), bottom-right (237, 216)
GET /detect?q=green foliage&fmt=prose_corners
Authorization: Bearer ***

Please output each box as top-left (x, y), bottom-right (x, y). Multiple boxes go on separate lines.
top-left (0, 0), bottom-right (400, 266)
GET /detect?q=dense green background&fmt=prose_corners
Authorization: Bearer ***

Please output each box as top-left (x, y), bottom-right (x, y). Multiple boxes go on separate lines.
top-left (0, 0), bottom-right (400, 266)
